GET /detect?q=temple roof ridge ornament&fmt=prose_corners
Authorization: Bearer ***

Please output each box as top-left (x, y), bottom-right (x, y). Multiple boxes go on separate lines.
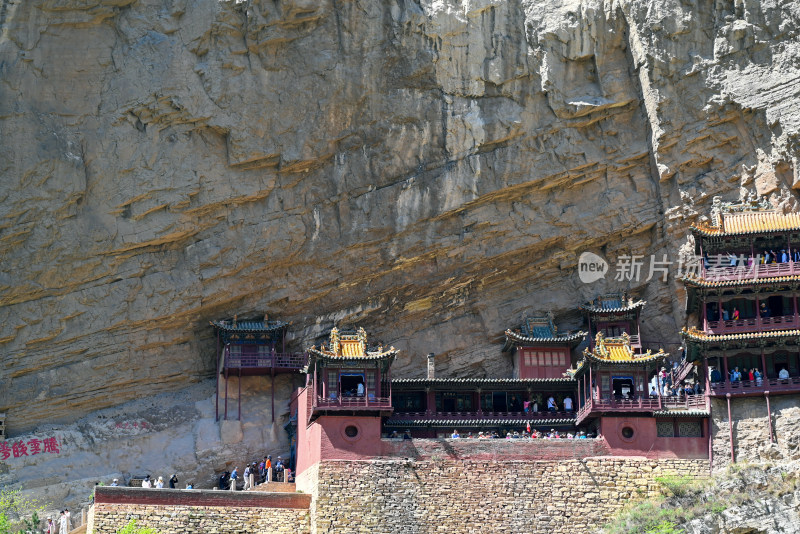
top-left (307, 326), bottom-right (397, 360)
top-left (580, 332), bottom-right (666, 364)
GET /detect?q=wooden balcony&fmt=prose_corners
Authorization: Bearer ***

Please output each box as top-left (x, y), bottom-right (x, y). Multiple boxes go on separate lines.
top-left (224, 351), bottom-right (307, 373)
top-left (707, 377), bottom-right (800, 397)
top-left (701, 260), bottom-right (800, 282)
top-left (313, 395), bottom-right (392, 410)
top-left (706, 315), bottom-right (799, 335)
top-left (576, 395), bottom-right (707, 425)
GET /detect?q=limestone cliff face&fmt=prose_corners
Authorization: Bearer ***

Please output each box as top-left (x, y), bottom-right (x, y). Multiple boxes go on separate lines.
top-left (1, 0), bottom-right (800, 434)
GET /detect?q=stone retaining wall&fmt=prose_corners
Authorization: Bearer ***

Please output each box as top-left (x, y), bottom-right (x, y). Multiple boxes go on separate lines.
top-left (301, 456), bottom-right (708, 534)
top-left (88, 487), bottom-right (310, 534)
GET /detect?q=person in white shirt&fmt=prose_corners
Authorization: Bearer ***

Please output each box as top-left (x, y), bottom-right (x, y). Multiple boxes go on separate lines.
top-left (779, 367), bottom-right (790, 379)
top-left (155, 476), bottom-right (164, 488)
top-left (141, 475), bottom-right (152, 488)
top-left (563, 396), bottom-right (573, 411)
top-left (58, 511), bottom-right (67, 533)
top-left (547, 396), bottom-right (557, 412)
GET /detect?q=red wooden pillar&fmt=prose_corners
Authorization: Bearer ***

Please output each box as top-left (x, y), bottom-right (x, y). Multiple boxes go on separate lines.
top-left (238, 367), bottom-right (242, 421)
top-left (271, 367), bottom-right (275, 423)
top-left (760, 348), bottom-right (767, 382)
top-left (726, 393), bottom-right (735, 463)
top-left (224, 366), bottom-right (229, 421)
top-left (765, 392), bottom-right (774, 443)
top-left (426, 388), bottom-right (435, 416)
top-left (215, 331), bottom-right (220, 422)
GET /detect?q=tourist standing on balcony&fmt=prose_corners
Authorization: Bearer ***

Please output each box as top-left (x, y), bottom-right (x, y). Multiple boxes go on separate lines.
top-left (760, 302), bottom-right (770, 318)
top-left (710, 367), bottom-right (722, 382)
top-left (782, 250), bottom-right (789, 263)
top-left (563, 396), bottom-right (573, 411)
top-left (141, 475), bottom-right (152, 488)
top-left (754, 368), bottom-right (763, 386)
top-left (650, 386), bottom-right (658, 397)
top-left (733, 308), bottom-right (740, 320)
top-left (748, 369), bottom-right (755, 382)
top-left (169, 474), bottom-right (178, 489)
top-left (731, 367), bottom-right (741, 382)
top-left (451, 429), bottom-right (460, 438)
top-left (229, 467), bottom-right (238, 491)
top-left (547, 396), bottom-right (557, 412)
top-left (779, 367), bottom-right (790, 379)
top-left (523, 399), bottom-right (531, 413)
top-left (155, 476), bottom-right (164, 488)
top-left (243, 465), bottom-right (252, 490)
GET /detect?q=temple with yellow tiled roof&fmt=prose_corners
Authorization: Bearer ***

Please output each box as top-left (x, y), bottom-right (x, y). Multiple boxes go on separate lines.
top-left (680, 199), bottom-right (800, 464)
top-left (304, 327), bottom-right (397, 420)
top-left (569, 326), bottom-right (708, 457)
top-left (681, 198), bottom-right (800, 402)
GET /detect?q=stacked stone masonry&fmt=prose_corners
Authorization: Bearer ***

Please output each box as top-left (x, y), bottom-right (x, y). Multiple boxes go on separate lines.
top-left (89, 503), bottom-right (309, 534)
top-left (304, 457), bottom-right (708, 534)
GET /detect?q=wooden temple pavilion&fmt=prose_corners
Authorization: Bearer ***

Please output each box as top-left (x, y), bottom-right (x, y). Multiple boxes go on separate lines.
top-left (304, 327), bottom-right (396, 422)
top-left (580, 292), bottom-right (646, 351)
top-left (680, 199), bottom-right (800, 399)
top-left (502, 312), bottom-right (587, 378)
top-left (571, 333), bottom-right (709, 456)
top-left (211, 316), bottom-right (307, 421)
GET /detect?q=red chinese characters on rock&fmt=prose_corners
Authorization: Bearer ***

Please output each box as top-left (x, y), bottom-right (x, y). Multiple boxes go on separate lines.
top-left (0, 437), bottom-right (60, 461)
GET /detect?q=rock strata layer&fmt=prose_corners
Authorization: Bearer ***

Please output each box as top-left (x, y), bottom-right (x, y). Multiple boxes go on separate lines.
top-left (1, 0), bottom-right (800, 434)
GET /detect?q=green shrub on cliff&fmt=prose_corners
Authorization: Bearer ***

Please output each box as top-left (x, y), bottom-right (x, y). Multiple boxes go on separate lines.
top-left (0, 489), bottom-right (48, 534)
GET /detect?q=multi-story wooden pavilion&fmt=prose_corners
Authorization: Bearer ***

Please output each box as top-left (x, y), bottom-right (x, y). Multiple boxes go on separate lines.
top-left (211, 316), bottom-right (307, 421)
top-left (681, 200), bottom-right (800, 395)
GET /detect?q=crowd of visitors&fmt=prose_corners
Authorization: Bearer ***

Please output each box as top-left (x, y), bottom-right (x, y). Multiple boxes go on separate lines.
top-left (449, 429), bottom-right (599, 440)
top-left (218, 454), bottom-right (292, 491)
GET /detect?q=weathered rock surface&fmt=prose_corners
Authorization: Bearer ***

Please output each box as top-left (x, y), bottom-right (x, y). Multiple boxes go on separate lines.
top-left (1, 0), bottom-right (800, 437)
top-left (0, 377), bottom-right (296, 516)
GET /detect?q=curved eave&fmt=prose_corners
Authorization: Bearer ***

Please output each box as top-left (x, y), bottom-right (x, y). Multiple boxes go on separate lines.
top-left (681, 328), bottom-right (800, 344)
top-left (383, 418), bottom-right (577, 427)
top-left (579, 300), bottom-right (646, 314)
top-left (680, 274), bottom-right (800, 289)
top-left (582, 351), bottom-right (666, 365)
top-left (503, 329), bottom-right (587, 350)
top-left (210, 320), bottom-right (288, 333)
top-left (305, 347), bottom-right (398, 361)
top-left (690, 225), bottom-right (800, 238)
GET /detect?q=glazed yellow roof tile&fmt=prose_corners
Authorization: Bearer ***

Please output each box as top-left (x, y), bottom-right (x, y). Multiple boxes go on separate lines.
top-left (341, 341), bottom-right (363, 358)
top-left (693, 211), bottom-right (800, 236)
top-left (581, 332), bottom-right (667, 364)
top-left (681, 326), bottom-right (800, 342)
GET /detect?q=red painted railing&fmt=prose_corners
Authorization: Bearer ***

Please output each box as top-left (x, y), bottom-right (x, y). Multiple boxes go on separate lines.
top-left (576, 395), bottom-right (707, 424)
top-left (314, 396), bottom-right (392, 409)
top-left (707, 377), bottom-right (800, 396)
top-left (225, 351), bottom-right (307, 369)
top-left (389, 411), bottom-right (576, 421)
top-left (706, 315), bottom-right (799, 334)
top-left (701, 260), bottom-right (800, 282)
